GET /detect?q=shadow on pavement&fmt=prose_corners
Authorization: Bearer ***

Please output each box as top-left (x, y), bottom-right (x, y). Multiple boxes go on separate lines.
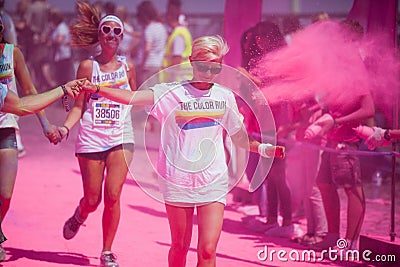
top-left (4, 247), bottom-right (93, 266)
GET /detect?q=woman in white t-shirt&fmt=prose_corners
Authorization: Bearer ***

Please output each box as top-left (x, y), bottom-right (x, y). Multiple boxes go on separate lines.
top-left (83, 35), bottom-right (284, 266)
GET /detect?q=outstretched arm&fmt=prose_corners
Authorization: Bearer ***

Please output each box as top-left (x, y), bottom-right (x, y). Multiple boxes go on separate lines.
top-left (2, 81), bottom-right (80, 116)
top-left (83, 82), bottom-right (154, 106)
top-left (364, 127), bottom-right (400, 150)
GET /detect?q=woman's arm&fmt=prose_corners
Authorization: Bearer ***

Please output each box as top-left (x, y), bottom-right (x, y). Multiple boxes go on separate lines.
top-left (231, 127), bottom-right (285, 158)
top-left (365, 127), bottom-right (400, 150)
top-left (61, 60), bottom-right (92, 132)
top-left (2, 83), bottom-right (78, 116)
top-left (83, 82), bottom-right (154, 106)
top-left (231, 127), bottom-right (261, 153)
top-left (335, 93), bottom-right (375, 125)
top-left (315, 93), bottom-right (375, 136)
top-left (126, 59), bottom-right (146, 111)
top-left (127, 60), bottom-right (137, 92)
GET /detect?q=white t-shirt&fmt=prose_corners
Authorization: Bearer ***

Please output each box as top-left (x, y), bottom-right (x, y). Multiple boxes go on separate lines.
top-left (51, 21), bottom-right (72, 61)
top-left (144, 22), bottom-right (167, 68)
top-left (148, 81), bottom-right (243, 204)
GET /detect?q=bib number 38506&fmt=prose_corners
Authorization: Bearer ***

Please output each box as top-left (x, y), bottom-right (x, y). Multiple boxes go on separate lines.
top-left (93, 102), bottom-right (121, 126)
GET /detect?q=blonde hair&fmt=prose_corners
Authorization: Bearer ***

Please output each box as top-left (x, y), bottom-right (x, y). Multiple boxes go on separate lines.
top-left (70, 1), bottom-right (101, 47)
top-left (191, 35), bottom-right (229, 61)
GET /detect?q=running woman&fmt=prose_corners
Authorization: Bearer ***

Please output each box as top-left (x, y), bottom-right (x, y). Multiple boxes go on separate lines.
top-left (59, 2), bottom-right (136, 267)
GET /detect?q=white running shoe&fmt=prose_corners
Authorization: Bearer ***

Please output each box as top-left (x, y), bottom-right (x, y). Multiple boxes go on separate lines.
top-left (100, 251), bottom-right (119, 267)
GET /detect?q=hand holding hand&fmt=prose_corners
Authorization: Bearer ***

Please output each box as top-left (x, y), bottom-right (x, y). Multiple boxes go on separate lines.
top-left (43, 124), bottom-right (62, 145)
top-left (57, 125), bottom-right (70, 142)
top-left (81, 80), bottom-right (98, 93)
top-left (258, 143), bottom-right (285, 159)
top-left (64, 78), bottom-right (87, 99)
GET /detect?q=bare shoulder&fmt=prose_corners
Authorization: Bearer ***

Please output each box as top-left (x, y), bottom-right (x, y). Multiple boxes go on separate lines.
top-left (126, 59), bottom-right (135, 70)
top-left (78, 59), bottom-right (93, 70)
top-left (13, 45), bottom-right (25, 62)
top-left (13, 45), bottom-right (23, 55)
top-left (77, 59), bottom-right (93, 79)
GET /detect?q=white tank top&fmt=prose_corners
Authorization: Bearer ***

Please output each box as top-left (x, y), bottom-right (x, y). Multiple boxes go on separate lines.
top-left (75, 56), bottom-right (134, 153)
top-left (0, 43), bottom-right (19, 129)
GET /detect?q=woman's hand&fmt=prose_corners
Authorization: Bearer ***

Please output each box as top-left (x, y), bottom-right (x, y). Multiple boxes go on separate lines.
top-left (44, 124), bottom-right (62, 144)
top-left (64, 78), bottom-right (87, 99)
top-left (365, 127), bottom-right (389, 150)
top-left (313, 113), bottom-right (335, 136)
top-left (55, 125), bottom-right (70, 143)
top-left (258, 143), bottom-right (285, 159)
top-left (80, 80), bottom-right (97, 93)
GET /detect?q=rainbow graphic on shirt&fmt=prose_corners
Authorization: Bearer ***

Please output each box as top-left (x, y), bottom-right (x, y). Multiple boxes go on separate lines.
top-left (98, 79), bottom-right (128, 89)
top-left (175, 110), bottom-right (225, 130)
top-left (0, 72), bottom-right (13, 84)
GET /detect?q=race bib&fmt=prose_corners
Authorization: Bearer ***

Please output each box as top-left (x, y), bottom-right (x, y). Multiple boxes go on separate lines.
top-left (93, 102), bottom-right (121, 126)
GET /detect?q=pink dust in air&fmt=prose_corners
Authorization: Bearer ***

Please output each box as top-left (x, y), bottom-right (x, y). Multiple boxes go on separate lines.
top-left (253, 20), bottom-right (399, 124)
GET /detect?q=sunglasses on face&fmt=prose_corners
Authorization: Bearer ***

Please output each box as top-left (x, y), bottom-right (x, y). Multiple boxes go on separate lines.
top-left (194, 62), bottom-right (222, 74)
top-left (100, 25), bottom-right (123, 36)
